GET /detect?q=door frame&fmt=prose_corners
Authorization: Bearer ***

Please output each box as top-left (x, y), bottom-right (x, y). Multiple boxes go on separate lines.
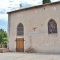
top-left (16, 38), bottom-right (24, 52)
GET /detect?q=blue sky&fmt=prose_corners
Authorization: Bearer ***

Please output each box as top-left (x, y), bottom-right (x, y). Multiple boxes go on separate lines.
top-left (0, 0), bottom-right (60, 31)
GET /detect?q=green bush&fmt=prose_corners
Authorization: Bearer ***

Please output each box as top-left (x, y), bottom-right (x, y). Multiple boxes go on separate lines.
top-left (0, 29), bottom-right (7, 47)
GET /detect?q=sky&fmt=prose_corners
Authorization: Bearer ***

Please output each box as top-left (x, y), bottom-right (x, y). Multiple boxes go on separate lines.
top-left (0, 0), bottom-right (60, 31)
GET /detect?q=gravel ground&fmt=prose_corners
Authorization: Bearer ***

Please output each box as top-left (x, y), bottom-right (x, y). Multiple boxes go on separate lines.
top-left (0, 52), bottom-right (60, 60)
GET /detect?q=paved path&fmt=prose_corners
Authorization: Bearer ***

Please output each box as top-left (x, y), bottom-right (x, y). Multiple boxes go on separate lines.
top-left (0, 52), bottom-right (60, 60)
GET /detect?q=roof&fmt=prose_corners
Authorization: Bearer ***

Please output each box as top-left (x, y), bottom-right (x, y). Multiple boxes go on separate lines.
top-left (7, 1), bottom-right (60, 14)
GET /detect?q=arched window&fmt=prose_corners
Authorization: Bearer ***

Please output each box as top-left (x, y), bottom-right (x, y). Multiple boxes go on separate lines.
top-left (48, 19), bottom-right (57, 34)
top-left (17, 23), bottom-right (24, 35)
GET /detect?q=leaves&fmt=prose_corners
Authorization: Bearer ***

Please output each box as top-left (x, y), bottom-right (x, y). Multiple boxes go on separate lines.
top-left (0, 29), bottom-right (7, 44)
top-left (43, 0), bottom-right (51, 4)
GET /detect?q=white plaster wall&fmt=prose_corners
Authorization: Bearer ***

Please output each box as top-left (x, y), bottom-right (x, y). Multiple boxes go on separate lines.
top-left (8, 3), bottom-right (60, 53)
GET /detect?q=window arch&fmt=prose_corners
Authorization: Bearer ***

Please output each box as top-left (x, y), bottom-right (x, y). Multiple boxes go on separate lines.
top-left (48, 19), bottom-right (57, 34)
top-left (17, 23), bottom-right (24, 35)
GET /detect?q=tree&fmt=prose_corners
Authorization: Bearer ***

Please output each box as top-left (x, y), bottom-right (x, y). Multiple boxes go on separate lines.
top-left (0, 29), bottom-right (7, 44)
top-left (43, 0), bottom-right (51, 4)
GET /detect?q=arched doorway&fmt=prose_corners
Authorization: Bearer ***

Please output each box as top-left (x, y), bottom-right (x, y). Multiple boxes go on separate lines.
top-left (16, 23), bottom-right (24, 52)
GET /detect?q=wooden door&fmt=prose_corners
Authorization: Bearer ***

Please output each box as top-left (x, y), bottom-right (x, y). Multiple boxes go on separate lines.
top-left (16, 38), bottom-right (24, 52)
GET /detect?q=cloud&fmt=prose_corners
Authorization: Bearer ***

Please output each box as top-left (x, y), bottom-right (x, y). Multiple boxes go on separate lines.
top-left (0, 0), bottom-right (59, 13)
top-left (0, 9), bottom-right (6, 14)
top-left (0, 14), bottom-right (8, 21)
top-left (0, 0), bottom-right (60, 31)
top-left (51, 0), bottom-right (60, 2)
top-left (19, 3), bottom-right (32, 8)
top-left (20, 0), bottom-right (42, 5)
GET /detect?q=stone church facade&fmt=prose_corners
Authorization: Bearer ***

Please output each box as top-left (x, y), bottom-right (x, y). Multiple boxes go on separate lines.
top-left (8, 1), bottom-right (60, 53)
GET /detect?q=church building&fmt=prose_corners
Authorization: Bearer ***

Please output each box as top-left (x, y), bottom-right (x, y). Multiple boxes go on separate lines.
top-left (8, 1), bottom-right (60, 53)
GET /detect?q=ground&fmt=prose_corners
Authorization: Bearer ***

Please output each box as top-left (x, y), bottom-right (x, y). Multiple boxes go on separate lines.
top-left (0, 52), bottom-right (60, 60)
